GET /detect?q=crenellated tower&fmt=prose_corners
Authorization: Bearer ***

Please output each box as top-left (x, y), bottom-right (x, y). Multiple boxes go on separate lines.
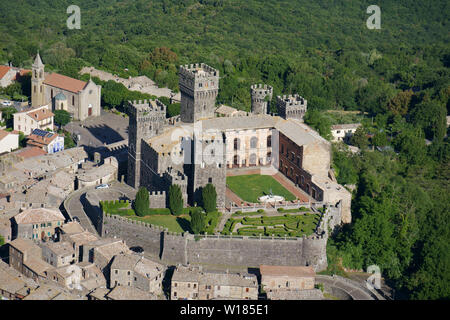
top-left (276, 94), bottom-right (307, 121)
top-left (179, 63), bottom-right (219, 123)
top-left (127, 99), bottom-right (166, 188)
top-left (251, 84), bottom-right (273, 115)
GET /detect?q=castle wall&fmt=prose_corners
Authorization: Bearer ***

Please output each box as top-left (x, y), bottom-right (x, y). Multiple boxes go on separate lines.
top-left (102, 214), bottom-right (328, 271)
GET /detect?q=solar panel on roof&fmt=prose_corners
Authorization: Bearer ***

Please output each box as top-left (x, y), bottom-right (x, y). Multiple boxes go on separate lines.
top-left (32, 129), bottom-right (48, 137)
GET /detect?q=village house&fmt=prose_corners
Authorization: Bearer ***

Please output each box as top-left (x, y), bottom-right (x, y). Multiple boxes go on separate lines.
top-left (13, 104), bottom-right (54, 135)
top-left (8, 238), bottom-right (54, 282)
top-left (26, 128), bottom-right (64, 154)
top-left (330, 123), bottom-right (361, 143)
top-left (260, 265), bottom-right (316, 293)
top-left (171, 265), bottom-right (258, 300)
top-left (41, 241), bottom-right (76, 268)
top-left (12, 207), bottom-right (65, 241)
top-left (0, 129), bottom-right (19, 154)
top-left (110, 253), bottom-right (165, 296)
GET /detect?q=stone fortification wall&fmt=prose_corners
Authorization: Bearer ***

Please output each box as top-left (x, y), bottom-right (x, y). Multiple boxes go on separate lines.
top-left (102, 214), bottom-right (328, 271)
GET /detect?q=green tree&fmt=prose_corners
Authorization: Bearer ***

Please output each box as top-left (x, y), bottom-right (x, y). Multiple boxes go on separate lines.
top-left (303, 109), bottom-right (332, 140)
top-left (169, 184), bottom-right (183, 216)
top-left (191, 209), bottom-right (206, 234)
top-left (54, 110), bottom-right (72, 127)
top-left (134, 187), bottom-right (149, 216)
top-left (202, 183), bottom-right (217, 213)
top-left (350, 127), bottom-right (369, 149)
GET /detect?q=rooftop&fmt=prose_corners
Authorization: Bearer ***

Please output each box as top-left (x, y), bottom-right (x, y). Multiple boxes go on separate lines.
top-left (14, 207), bottom-right (65, 225)
top-left (106, 285), bottom-right (156, 300)
top-left (44, 72), bottom-right (87, 93)
top-left (42, 241), bottom-right (74, 257)
top-left (331, 123), bottom-right (361, 130)
top-left (259, 265), bottom-right (316, 278)
top-left (26, 107), bottom-right (54, 122)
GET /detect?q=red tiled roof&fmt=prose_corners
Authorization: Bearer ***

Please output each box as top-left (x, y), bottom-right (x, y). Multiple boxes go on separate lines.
top-left (15, 147), bottom-right (47, 159)
top-left (0, 65), bottom-right (11, 79)
top-left (27, 108), bottom-right (54, 122)
top-left (27, 132), bottom-right (59, 148)
top-left (44, 73), bottom-right (87, 93)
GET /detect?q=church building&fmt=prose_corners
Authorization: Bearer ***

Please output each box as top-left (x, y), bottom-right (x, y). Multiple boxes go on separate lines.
top-left (31, 53), bottom-right (101, 121)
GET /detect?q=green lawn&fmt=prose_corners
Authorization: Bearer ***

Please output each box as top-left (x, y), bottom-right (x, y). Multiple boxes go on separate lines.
top-left (226, 174), bottom-right (296, 203)
top-left (130, 215), bottom-right (192, 233)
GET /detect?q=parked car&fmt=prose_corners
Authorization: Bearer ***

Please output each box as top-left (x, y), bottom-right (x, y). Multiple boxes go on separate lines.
top-left (1, 100), bottom-right (12, 106)
top-left (72, 216), bottom-right (80, 222)
top-left (95, 184), bottom-right (109, 189)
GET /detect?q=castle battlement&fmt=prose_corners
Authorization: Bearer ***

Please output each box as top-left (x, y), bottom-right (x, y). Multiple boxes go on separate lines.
top-left (277, 94), bottom-right (307, 107)
top-left (150, 190), bottom-right (166, 196)
top-left (251, 84), bottom-right (273, 115)
top-left (251, 84), bottom-right (273, 97)
top-left (179, 63), bottom-right (219, 79)
top-left (128, 99), bottom-right (167, 113)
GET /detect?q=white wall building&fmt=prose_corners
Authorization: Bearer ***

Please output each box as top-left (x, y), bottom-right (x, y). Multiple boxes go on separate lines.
top-left (0, 129), bottom-right (19, 154)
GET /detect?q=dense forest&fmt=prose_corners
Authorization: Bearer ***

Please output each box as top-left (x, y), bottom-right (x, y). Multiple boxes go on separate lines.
top-left (0, 0), bottom-right (448, 299)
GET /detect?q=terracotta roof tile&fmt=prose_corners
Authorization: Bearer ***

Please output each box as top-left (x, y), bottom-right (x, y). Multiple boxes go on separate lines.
top-left (0, 65), bottom-right (11, 79)
top-left (15, 147), bottom-right (47, 159)
top-left (44, 73), bottom-right (87, 93)
top-left (13, 208), bottom-right (65, 225)
top-left (27, 108), bottom-right (54, 122)
top-left (260, 265), bottom-right (316, 278)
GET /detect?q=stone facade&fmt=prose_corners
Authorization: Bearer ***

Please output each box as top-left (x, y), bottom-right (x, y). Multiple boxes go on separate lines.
top-left (251, 84), bottom-right (273, 115)
top-left (171, 265), bottom-right (258, 300)
top-left (102, 214), bottom-right (328, 271)
top-left (276, 94), bottom-right (307, 121)
top-left (179, 64), bottom-right (219, 123)
top-left (31, 53), bottom-right (101, 121)
top-left (109, 253), bottom-right (165, 296)
top-left (127, 99), bottom-right (166, 188)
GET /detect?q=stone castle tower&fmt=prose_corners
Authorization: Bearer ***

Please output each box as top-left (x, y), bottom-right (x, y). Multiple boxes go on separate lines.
top-left (186, 133), bottom-right (227, 208)
top-left (276, 94), bottom-right (307, 121)
top-left (31, 53), bottom-right (46, 107)
top-left (127, 99), bottom-right (166, 188)
top-left (251, 84), bottom-right (273, 115)
top-left (179, 63), bottom-right (219, 123)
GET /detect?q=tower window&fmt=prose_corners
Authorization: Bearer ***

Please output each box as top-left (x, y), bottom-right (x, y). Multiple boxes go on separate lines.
top-left (208, 177), bottom-right (212, 183)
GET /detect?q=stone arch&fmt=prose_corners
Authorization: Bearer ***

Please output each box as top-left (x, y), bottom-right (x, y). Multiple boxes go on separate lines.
top-left (250, 136), bottom-right (258, 149)
top-left (249, 153), bottom-right (257, 166)
top-left (233, 154), bottom-right (239, 166)
top-left (234, 138), bottom-right (240, 150)
top-left (267, 135), bottom-right (272, 147)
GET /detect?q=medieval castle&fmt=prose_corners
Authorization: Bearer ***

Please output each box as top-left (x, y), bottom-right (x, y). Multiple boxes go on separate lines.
top-left (127, 63), bottom-right (351, 224)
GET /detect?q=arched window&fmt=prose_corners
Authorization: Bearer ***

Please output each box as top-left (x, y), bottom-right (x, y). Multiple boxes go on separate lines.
top-left (250, 137), bottom-right (258, 149)
top-left (234, 138), bottom-right (240, 151)
top-left (249, 153), bottom-right (257, 166)
top-left (267, 135), bottom-right (272, 147)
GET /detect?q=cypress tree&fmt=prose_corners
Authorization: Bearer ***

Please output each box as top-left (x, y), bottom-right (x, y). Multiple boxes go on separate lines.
top-left (169, 184), bottom-right (183, 216)
top-left (202, 183), bottom-right (217, 213)
top-left (134, 187), bottom-right (149, 216)
top-left (191, 208), bottom-right (205, 234)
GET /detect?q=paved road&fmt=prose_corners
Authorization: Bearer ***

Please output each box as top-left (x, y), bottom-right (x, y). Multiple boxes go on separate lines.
top-left (316, 275), bottom-right (382, 300)
top-left (64, 182), bottom-right (137, 236)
